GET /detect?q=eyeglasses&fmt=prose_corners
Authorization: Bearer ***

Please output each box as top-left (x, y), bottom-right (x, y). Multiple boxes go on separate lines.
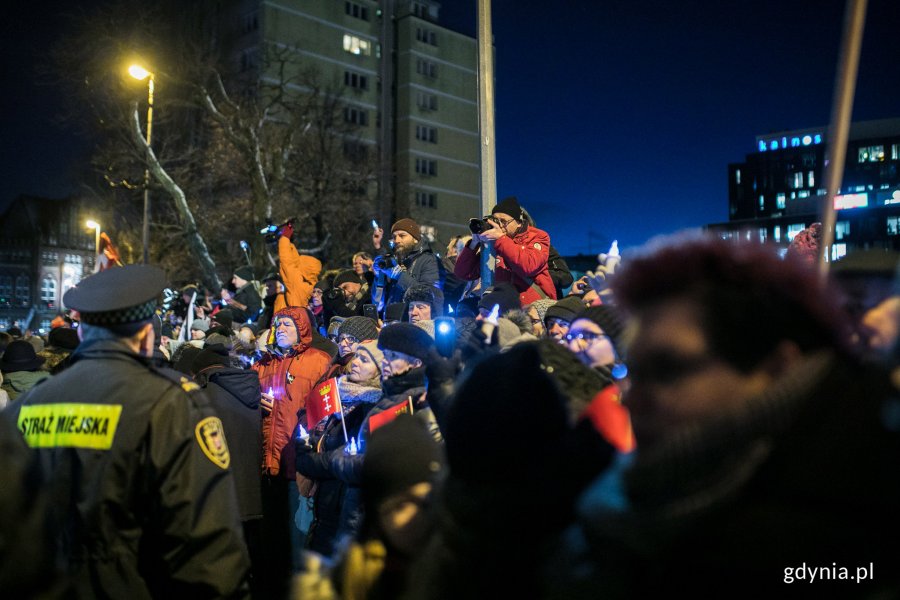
top-left (337, 334), bottom-right (359, 345)
top-left (564, 331), bottom-right (610, 344)
top-left (493, 216), bottom-right (514, 229)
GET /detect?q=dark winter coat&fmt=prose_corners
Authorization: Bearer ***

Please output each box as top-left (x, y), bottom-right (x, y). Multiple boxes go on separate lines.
top-left (195, 366), bottom-right (263, 521)
top-left (296, 378), bottom-right (382, 556)
top-left (230, 281), bottom-right (262, 325)
top-left (379, 243), bottom-right (442, 308)
top-left (329, 367), bottom-right (438, 487)
top-left (545, 350), bottom-right (900, 597)
top-left (5, 339), bottom-right (250, 598)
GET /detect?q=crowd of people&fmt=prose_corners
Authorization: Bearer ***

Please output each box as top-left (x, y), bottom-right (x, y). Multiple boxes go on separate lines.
top-left (2, 197), bottom-right (900, 598)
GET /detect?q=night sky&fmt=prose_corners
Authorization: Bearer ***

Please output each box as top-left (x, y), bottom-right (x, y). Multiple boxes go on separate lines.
top-left (3, 1), bottom-right (900, 257)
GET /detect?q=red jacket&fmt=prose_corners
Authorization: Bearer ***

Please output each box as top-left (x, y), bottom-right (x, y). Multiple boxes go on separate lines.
top-left (253, 306), bottom-right (331, 478)
top-left (455, 225), bottom-right (557, 305)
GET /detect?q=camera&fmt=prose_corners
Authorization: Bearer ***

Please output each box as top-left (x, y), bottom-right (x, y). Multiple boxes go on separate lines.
top-left (260, 217), bottom-right (296, 242)
top-left (468, 215), bottom-right (496, 235)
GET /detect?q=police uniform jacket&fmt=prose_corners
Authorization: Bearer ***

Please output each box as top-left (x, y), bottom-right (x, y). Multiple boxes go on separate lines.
top-left (8, 338), bottom-right (251, 599)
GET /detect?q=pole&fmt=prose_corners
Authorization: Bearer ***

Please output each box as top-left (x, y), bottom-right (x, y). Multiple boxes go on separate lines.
top-left (477, 0), bottom-right (496, 289)
top-left (142, 75), bottom-right (155, 265)
top-left (819, 0), bottom-right (867, 278)
top-left (94, 227), bottom-right (100, 256)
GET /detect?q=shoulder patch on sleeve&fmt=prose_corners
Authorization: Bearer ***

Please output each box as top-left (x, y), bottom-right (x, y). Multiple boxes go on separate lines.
top-left (195, 417), bottom-right (231, 469)
top-left (179, 377), bottom-right (200, 393)
top-left (533, 242), bottom-right (542, 250)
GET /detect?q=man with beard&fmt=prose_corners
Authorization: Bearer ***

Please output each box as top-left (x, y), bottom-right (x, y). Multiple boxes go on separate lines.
top-left (372, 218), bottom-right (441, 313)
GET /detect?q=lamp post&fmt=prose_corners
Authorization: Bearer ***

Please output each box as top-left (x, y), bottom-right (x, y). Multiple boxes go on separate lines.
top-left (86, 220), bottom-right (101, 256)
top-left (129, 64), bottom-right (154, 265)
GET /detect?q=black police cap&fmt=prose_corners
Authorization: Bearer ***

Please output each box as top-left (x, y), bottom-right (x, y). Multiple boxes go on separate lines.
top-left (64, 265), bottom-right (166, 326)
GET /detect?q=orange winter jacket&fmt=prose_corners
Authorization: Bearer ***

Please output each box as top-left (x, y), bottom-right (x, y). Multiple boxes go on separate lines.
top-left (274, 235), bottom-right (322, 313)
top-left (253, 306), bottom-right (331, 477)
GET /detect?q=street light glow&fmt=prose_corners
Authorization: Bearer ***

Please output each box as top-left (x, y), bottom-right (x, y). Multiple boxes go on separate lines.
top-left (128, 65), bottom-right (151, 80)
top-left (86, 220), bottom-right (100, 230)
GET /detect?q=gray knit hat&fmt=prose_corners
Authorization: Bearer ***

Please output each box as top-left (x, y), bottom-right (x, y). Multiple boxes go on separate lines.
top-left (338, 316), bottom-right (379, 342)
top-left (527, 298), bottom-right (557, 323)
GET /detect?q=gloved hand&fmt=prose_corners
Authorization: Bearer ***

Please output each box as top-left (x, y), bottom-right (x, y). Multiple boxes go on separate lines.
top-left (586, 241), bottom-right (621, 296)
top-left (280, 221), bottom-right (294, 240)
top-left (386, 265), bottom-right (403, 280)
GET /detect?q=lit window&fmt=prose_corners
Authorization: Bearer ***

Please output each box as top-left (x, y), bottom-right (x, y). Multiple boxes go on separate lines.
top-left (807, 171), bottom-right (815, 187)
top-left (41, 275), bottom-right (56, 302)
top-left (798, 190), bottom-right (810, 198)
top-left (831, 244), bottom-right (847, 261)
top-left (759, 195), bottom-right (765, 210)
top-left (787, 223), bottom-right (806, 241)
top-left (892, 144), bottom-right (899, 160)
top-left (774, 225), bottom-right (781, 242)
top-left (792, 172), bottom-right (804, 189)
top-left (758, 228), bottom-right (767, 243)
top-left (835, 221), bottom-right (850, 241)
top-left (858, 145), bottom-right (885, 163)
top-left (343, 34), bottom-right (372, 56)
top-left (888, 217), bottom-right (900, 236)
top-left (735, 169), bottom-right (741, 185)
top-left (776, 193), bottom-right (786, 209)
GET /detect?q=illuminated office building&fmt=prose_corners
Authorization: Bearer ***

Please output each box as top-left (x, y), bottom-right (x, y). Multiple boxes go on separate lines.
top-left (708, 118), bottom-right (900, 258)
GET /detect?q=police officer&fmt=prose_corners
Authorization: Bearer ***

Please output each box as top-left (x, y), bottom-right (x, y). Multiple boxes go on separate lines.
top-left (6, 265), bottom-right (250, 598)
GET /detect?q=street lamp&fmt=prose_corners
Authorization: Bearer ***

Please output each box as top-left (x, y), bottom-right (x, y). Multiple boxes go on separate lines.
top-left (86, 220), bottom-right (101, 256)
top-left (129, 64), bottom-right (154, 265)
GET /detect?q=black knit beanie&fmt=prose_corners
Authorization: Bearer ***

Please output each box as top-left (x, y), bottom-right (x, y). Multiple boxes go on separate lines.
top-left (492, 196), bottom-right (523, 220)
top-left (191, 344), bottom-right (230, 374)
top-left (477, 282), bottom-right (521, 315)
top-left (377, 322), bottom-right (435, 362)
top-left (572, 304), bottom-right (627, 356)
top-left (234, 266), bottom-right (254, 282)
top-left (362, 414), bottom-right (444, 514)
top-left (333, 270), bottom-right (365, 288)
top-left (443, 343), bottom-right (568, 484)
top-left (544, 296), bottom-right (586, 325)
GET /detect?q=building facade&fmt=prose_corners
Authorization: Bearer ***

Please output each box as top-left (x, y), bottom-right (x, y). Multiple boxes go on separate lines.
top-left (708, 118), bottom-right (900, 259)
top-left (0, 196), bottom-right (95, 332)
top-left (216, 0), bottom-right (481, 247)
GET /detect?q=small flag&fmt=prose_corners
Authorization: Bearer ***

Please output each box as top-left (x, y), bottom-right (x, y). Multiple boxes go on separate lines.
top-left (582, 384), bottom-right (635, 453)
top-left (367, 401), bottom-right (412, 434)
top-left (95, 232), bottom-right (123, 273)
top-left (307, 378), bottom-right (342, 428)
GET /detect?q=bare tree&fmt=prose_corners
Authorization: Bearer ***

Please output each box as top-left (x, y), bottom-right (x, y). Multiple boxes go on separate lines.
top-left (48, 0), bottom-right (379, 290)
